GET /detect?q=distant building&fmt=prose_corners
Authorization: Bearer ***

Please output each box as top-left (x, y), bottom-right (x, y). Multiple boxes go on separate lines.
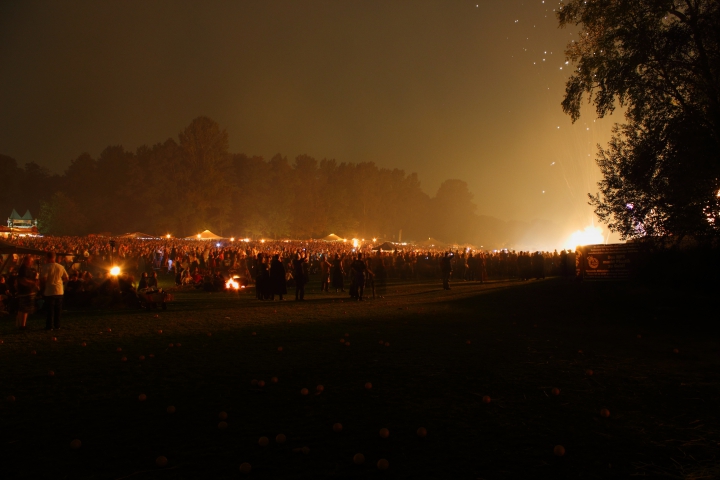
top-left (1, 209), bottom-right (39, 237)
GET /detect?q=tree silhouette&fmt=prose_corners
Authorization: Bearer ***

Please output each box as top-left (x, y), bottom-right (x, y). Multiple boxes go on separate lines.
top-left (559, 0), bottom-right (720, 239)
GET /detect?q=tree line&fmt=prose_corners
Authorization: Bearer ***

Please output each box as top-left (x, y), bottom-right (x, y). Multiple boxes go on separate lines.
top-left (1, 116), bottom-right (480, 244)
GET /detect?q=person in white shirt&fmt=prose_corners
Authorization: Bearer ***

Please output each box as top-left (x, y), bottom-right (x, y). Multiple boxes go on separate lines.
top-left (40, 251), bottom-right (69, 331)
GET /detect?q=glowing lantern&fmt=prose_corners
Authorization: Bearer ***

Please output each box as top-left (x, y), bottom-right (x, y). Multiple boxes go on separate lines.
top-left (138, 394), bottom-right (147, 401)
top-left (110, 266), bottom-right (120, 276)
top-left (600, 408), bottom-right (610, 418)
top-left (353, 453), bottom-right (365, 464)
top-left (219, 412), bottom-right (228, 420)
top-left (417, 427), bottom-right (427, 438)
top-left (271, 377), bottom-right (278, 383)
top-left (365, 382), bottom-right (372, 390)
top-left (316, 385), bottom-right (324, 392)
top-left (156, 456), bottom-right (168, 467)
top-left (300, 388), bottom-right (309, 395)
top-left (482, 396), bottom-right (491, 404)
top-left (70, 439), bottom-right (81, 449)
top-left (554, 445), bottom-right (565, 456)
top-left (239, 462), bottom-right (251, 474)
top-left (167, 406), bottom-right (176, 414)
top-left (48, 370), bottom-right (55, 377)
top-left (333, 423), bottom-right (343, 432)
top-left (551, 388), bottom-right (560, 396)
top-left (218, 421), bottom-right (228, 429)
top-left (379, 428), bottom-right (389, 438)
top-left (377, 459), bottom-right (389, 470)
top-left (275, 434), bottom-right (286, 444)
top-left (258, 436), bottom-right (269, 447)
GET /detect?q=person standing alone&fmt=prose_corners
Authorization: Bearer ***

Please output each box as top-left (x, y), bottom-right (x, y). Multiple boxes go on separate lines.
top-left (40, 252), bottom-right (69, 331)
top-left (440, 252), bottom-right (452, 290)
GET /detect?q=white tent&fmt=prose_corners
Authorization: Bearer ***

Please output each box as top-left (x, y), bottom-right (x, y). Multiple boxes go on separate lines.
top-left (185, 230), bottom-right (224, 240)
top-left (417, 237), bottom-right (445, 248)
top-left (321, 233), bottom-right (344, 242)
top-left (119, 232), bottom-right (157, 239)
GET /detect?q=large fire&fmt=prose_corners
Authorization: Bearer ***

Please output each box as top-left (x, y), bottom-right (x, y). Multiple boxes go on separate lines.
top-left (565, 225), bottom-right (604, 250)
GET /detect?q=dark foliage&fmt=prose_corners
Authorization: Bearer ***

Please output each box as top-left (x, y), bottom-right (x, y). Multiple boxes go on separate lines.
top-left (2, 117), bottom-right (479, 243)
top-left (559, 0), bottom-right (720, 239)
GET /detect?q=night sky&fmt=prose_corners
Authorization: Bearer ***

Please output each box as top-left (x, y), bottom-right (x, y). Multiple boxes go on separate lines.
top-left (0, 0), bottom-right (621, 242)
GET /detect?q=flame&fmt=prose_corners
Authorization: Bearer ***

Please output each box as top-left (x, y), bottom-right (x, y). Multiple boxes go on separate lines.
top-left (565, 225), bottom-right (604, 249)
top-left (110, 266), bottom-right (121, 276)
top-left (226, 278), bottom-right (240, 290)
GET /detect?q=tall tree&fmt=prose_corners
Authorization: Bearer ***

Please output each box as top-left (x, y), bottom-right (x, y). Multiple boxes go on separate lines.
top-left (559, 0), bottom-right (720, 239)
top-left (177, 116), bottom-right (233, 235)
top-left (38, 191), bottom-right (89, 236)
top-left (432, 179), bottom-right (477, 244)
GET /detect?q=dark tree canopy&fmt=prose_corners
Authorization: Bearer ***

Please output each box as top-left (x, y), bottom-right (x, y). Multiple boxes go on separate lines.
top-left (3, 117), bottom-right (487, 245)
top-left (559, 0), bottom-right (720, 239)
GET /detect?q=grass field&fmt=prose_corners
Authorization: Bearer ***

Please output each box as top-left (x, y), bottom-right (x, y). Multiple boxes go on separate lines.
top-left (1, 276), bottom-right (719, 479)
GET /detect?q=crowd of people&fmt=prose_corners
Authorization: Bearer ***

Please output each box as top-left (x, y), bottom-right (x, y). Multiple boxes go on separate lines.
top-left (1, 235), bottom-right (576, 328)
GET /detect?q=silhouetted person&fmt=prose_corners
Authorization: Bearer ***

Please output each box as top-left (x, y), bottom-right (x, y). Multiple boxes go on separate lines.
top-left (40, 252), bottom-right (68, 330)
top-left (331, 254), bottom-right (344, 292)
top-left (350, 253), bottom-right (367, 300)
top-left (440, 252), bottom-right (452, 290)
top-left (270, 254), bottom-right (287, 301)
top-left (319, 254), bottom-right (331, 292)
top-left (16, 256), bottom-right (38, 330)
top-left (292, 253), bottom-right (307, 301)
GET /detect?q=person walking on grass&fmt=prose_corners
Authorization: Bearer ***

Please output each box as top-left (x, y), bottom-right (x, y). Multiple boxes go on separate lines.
top-left (16, 256), bottom-right (39, 330)
top-left (41, 251), bottom-right (69, 331)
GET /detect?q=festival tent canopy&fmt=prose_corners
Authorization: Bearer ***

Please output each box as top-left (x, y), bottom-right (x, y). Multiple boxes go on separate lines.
top-left (119, 232), bottom-right (157, 239)
top-left (372, 241), bottom-right (397, 251)
top-left (321, 233), bottom-right (344, 242)
top-left (417, 237), bottom-right (445, 248)
top-left (185, 230), bottom-right (224, 240)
